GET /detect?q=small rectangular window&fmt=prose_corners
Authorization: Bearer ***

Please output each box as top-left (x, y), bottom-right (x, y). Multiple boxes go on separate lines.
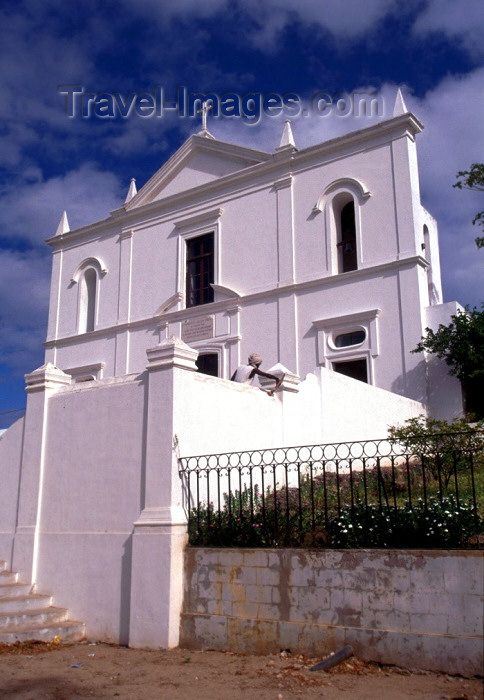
top-left (196, 353), bottom-right (218, 377)
top-left (333, 359), bottom-right (368, 383)
top-left (186, 233), bottom-right (214, 307)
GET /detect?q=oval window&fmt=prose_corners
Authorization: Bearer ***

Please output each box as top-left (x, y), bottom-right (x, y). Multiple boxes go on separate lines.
top-left (334, 330), bottom-right (366, 348)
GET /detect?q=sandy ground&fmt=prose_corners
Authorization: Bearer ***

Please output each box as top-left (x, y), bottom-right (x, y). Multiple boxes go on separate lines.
top-left (0, 641), bottom-right (482, 700)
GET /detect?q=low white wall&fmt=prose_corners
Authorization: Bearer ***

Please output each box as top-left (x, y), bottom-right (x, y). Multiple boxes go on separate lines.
top-left (318, 367), bottom-right (426, 443)
top-left (0, 416), bottom-right (25, 565)
top-left (33, 375), bottom-right (145, 643)
top-left (425, 303), bottom-right (465, 421)
top-left (0, 346), bottom-right (432, 644)
top-left (181, 548), bottom-right (484, 677)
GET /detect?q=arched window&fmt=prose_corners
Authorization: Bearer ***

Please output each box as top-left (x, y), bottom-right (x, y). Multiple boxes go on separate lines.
top-left (316, 177), bottom-right (370, 276)
top-left (72, 257), bottom-right (106, 335)
top-left (79, 267), bottom-right (97, 333)
top-left (335, 196), bottom-right (357, 273)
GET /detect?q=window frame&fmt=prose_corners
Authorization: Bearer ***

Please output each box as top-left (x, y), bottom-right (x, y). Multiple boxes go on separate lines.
top-left (314, 178), bottom-right (371, 276)
top-left (313, 309), bottom-right (380, 385)
top-left (185, 232), bottom-right (215, 308)
top-left (71, 257), bottom-right (107, 335)
top-left (174, 208), bottom-right (223, 310)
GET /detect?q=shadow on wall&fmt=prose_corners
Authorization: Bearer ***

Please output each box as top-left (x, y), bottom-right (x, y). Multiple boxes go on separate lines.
top-left (119, 534), bottom-right (132, 646)
top-left (390, 359), bottom-right (427, 405)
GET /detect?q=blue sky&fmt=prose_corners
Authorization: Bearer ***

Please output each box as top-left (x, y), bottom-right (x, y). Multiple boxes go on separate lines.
top-left (1, 0), bottom-right (483, 426)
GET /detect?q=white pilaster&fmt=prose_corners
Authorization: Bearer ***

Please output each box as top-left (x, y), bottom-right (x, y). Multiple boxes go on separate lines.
top-left (129, 337), bottom-right (198, 648)
top-left (12, 363), bottom-right (71, 584)
top-left (115, 229), bottom-right (133, 375)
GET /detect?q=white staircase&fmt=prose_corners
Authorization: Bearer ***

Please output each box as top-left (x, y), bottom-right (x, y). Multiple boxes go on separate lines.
top-left (0, 560), bottom-right (85, 644)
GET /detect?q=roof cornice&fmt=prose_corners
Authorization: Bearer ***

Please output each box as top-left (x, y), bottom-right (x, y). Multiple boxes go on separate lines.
top-left (46, 112), bottom-right (423, 248)
top-left (124, 133), bottom-right (271, 211)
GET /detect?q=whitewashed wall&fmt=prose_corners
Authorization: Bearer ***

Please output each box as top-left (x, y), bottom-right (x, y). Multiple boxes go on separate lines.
top-left (43, 113), bottom-right (459, 415)
top-left (0, 342), bottom-right (426, 645)
top-left (0, 416), bottom-right (25, 561)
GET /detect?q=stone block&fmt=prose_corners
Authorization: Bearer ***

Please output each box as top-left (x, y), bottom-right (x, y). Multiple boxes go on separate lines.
top-left (313, 570), bottom-right (342, 588)
top-left (443, 555), bottom-right (483, 595)
top-left (331, 588), bottom-right (363, 615)
top-left (255, 602), bottom-right (280, 621)
top-left (232, 601), bottom-right (259, 618)
top-left (234, 566), bottom-right (257, 585)
top-left (288, 567), bottom-right (315, 587)
top-left (195, 600), bottom-right (208, 614)
top-left (208, 563), bottom-right (230, 583)
top-left (409, 612), bottom-right (449, 635)
top-left (371, 609), bottom-right (410, 632)
top-left (364, 588), bottom-right (395, 612)
top-left (198, 581), bottom-right (222, 600)
top-left (221, 599), bottom-right (233, 617)
top-left (410, 566), bottom-right (444, 592)
top-left (343, 569), bottom-right (375, 591)
top-left (389, 569), bottom-right (412, 593)
top-left (221, 581), bottom-right (246, 603)
top-left (215, 550), bottom-right (243, 567)
top-left (245, 584), bottom-right (273, 604)
top-left (268, 551), bottom-right (282, 568)
top-left (256, 567), bottom-right (280, 586)
top-left (392, 591), bottom-right (434, 615)
top-left (243, 550), bottom-right (268, 567)
top-left (227, 617), bottom-right (278, 654)
top-left (206, 598), bottom-right (224, 616)
top-left (194, 613), bottom-right (227, 649)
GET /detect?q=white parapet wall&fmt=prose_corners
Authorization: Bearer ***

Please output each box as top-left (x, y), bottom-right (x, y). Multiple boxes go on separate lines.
top-left (0, 338), bottom-right (428, 645)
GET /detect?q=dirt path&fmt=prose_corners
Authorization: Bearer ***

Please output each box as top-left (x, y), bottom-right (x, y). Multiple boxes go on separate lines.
top-left (0, 641), bottom-right (482, 699)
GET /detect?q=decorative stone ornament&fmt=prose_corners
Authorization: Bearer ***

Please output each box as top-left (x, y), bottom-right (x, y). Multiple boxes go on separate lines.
top-left (55, 211), bottom-right (70, 236)
top-left (24, 362), bottom-right (71, 393)
top-left (124, 178), bottom-right (137, 203)
top-left (258, 362), bottom-right (301, 393)
top-left (146, 336), bottom-right (199, 371)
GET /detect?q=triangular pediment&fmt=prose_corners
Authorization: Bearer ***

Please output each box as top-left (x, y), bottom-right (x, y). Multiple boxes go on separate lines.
top-left (125, 134), bottom-right (271, 209)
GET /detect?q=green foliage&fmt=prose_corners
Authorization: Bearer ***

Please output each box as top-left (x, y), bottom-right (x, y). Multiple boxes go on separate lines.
top-left (453, 163), bottom-right (484, 248)
top-left (413, 306), bottom-right (484, 417)
top-left (329, 496), bottom-right (481, 549)
top-left (188, 449), bottom-right (483, 550)
top-left (388, 415), bottom-right (484, 487)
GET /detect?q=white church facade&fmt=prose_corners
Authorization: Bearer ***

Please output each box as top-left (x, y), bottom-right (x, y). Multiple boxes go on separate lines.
top-left (0, 91), bottom-right (465, 648)
top-left (44, 91), bottom-right (461, 415)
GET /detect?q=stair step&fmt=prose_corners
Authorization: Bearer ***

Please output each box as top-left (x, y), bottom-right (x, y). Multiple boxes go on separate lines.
top-left (0, 571), bottom-right (18, 586)
top-left (0, 606), bottom-right (68, 629)
top-left (0, 594), bottom-right (52, 612)
top-left (0, 582), bottom-right (32, 598)
top-left (0, 619), bottom-right (85, 644)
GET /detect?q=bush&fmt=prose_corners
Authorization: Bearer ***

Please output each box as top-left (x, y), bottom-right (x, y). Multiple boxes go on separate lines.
top-left (188, 490), bottom-right (482, 549)
top-left (388, 415), bottom-right (484, 488)
top-left (328, 495), bottom-right (481, 549)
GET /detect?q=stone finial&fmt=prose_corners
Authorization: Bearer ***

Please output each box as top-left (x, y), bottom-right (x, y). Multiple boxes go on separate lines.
top-left (277, 120), bottom-right (296, 150)
top-left (259, 362), bottom-right (301, 393)
top-left (55, 211), bottom-right (70, 236)
top-left (25, 362), bottom-right (71, 393)
top-left (146, 336), bottom-right (199, 372)
top-left (393, 88), bottom-right (408, 117)
top-left (125, 178), bottom-right (138, 203)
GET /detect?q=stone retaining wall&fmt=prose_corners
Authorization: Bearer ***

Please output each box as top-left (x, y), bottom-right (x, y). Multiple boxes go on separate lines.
top-left (181, 548), bottom-right (483, 677)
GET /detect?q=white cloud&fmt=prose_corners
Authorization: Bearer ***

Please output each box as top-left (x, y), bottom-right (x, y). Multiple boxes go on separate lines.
top-left (0, 248), bottom-right (49, 375)
top-left (413, 0), bottom-right (484, 59)
top-left (208, 74), bottom-right (484, 307)
top-left (0, 164), bottom-right (124, 244)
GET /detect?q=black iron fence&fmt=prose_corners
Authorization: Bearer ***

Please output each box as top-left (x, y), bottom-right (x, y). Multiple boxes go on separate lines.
top-left (179, 433), bottom-right (484, 549)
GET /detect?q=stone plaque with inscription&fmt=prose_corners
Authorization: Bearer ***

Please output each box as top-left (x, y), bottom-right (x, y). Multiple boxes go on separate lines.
top-left (181, 315), bottom-right (214, 343)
